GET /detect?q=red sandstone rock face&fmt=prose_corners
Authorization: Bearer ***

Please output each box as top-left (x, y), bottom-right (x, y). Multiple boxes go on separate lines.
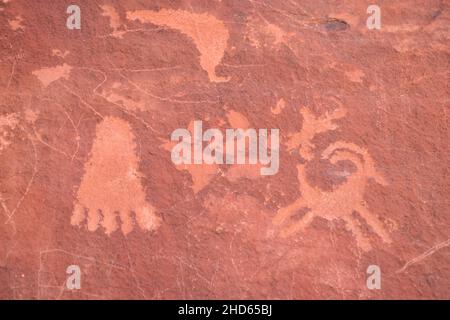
top-left (0, 0), bottom-right (449, 299)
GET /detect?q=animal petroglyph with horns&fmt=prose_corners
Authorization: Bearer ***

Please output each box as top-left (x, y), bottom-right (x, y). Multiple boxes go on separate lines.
top-left (274, 106), bottom-right (392, 251)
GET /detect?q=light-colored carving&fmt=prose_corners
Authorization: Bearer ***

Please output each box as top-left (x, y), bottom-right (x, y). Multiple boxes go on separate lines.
top-left (0, 113), bottom-right (19, 152)
top-left (126, 9), bottom-right (230, 82)
top-left (32, 64), bottom-right (72, 88)
top-left (100, 5), bottom-right (121, 35)
top-left (275, 106), bottom-right (391, 251)
top-left (286, 107), bottom-right (346, 160)
top-left (71, 116), bottom-right (160, 235)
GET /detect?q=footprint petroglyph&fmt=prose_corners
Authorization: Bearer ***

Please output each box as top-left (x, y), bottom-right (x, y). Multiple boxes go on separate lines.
top-left (71, 116), bottom-right (161, 235)
top-left (274, 106), bottom-right (392, 251)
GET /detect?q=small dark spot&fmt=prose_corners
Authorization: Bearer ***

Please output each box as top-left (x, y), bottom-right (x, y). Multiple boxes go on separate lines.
top-left (289, 207), bottom-right (311, 221)
top-left (431, 8), bottom-right (443, 20)
top-left (324, 18), bottom-right (349, 31)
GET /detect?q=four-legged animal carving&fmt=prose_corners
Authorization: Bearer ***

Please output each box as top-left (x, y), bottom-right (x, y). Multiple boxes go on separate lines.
top-left (276, 129), bottom-right (392, 251)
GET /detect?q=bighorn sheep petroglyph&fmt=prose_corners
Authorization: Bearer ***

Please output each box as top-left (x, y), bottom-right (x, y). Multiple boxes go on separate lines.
top-left (275, 106), bottom-right (392, 251)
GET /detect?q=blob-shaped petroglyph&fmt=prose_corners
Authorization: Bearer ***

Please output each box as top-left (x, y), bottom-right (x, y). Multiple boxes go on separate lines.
top-left (9, 15), bottom-right (24, 31)
top-left (0, 113), bottom-right (19, 152)
top-left (100, 5), bottom-right (121, 36)
top-left (126, 9), bottom-right (230, 82)
top-left (246, 16), bottom-right (291, 48)
top-left (101, 82), bottom-right (147, 112)
top-left (274, 106), bottom-right (392, 251)
top-left (71, 116), bottom-right (160, 235)
top-left (32, 64), bottom-right (72, 88)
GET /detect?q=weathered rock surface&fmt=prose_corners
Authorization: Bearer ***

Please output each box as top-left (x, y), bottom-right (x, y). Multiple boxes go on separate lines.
top-left (0, 0), bottom-right (449, 299)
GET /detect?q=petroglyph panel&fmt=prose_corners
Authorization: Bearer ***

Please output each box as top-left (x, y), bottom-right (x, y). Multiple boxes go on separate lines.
top-left (0, 0), bottom-right (448, 300)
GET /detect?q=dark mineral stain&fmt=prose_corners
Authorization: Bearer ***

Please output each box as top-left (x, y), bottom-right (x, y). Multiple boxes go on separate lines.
top-left (324, 18), bottom-right (349, 31)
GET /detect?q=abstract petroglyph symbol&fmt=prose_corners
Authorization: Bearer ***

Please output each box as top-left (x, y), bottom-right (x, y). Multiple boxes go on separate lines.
top-left (102, 82), bottom-right (146, 112)
top-left (71, 116), bottom-right (160, 235)
top-left (161, 121), bottom-right (220, 194)
top-left (52, 49), bottom-right (70, 58)
top-left (271, 98), bottom-right (286, 115)
top-left (0, 113), bottom-right (19, 152)
top-left (32, 64), bottom-right (72, 88)
top-left (274, 106), bottom-right (391, 251)
top-left (100, 5), bottom-right (122, 37)
top-left (9, 15), bottom-right (24, 31)
top-left (126, 9), bottom-right (230, 82)
top-left (246, 15), bottom-right (291, 48)
top-left (286, 107), bottom-right (347, 161)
